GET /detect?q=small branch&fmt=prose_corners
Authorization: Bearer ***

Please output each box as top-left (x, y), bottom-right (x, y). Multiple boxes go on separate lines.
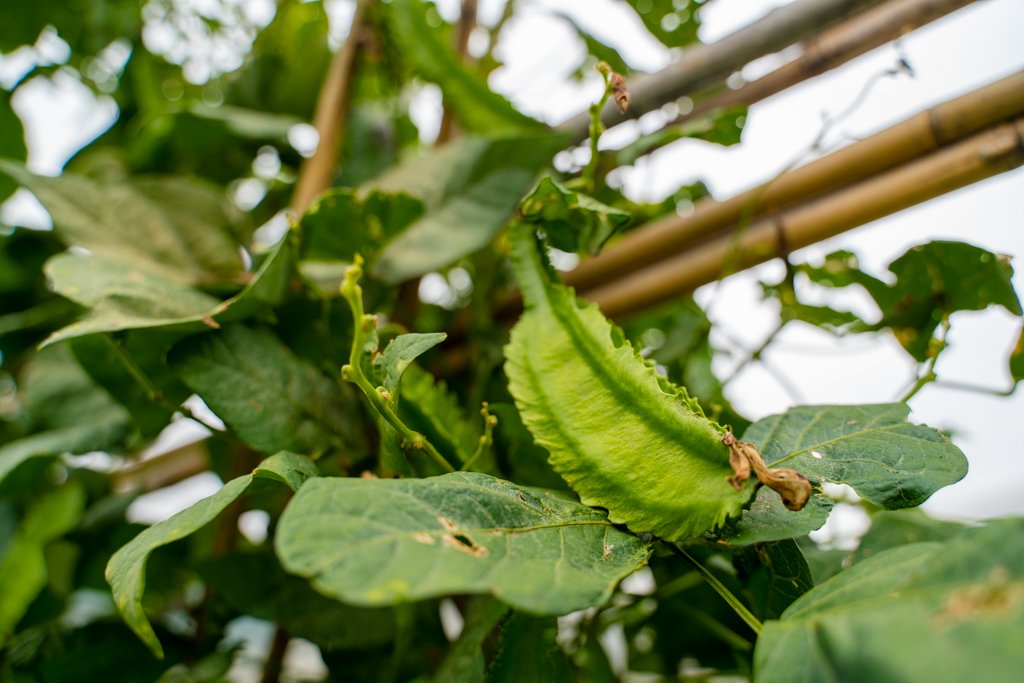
top-left (669, 544), bottom-right (763, 635)
top-left (459, 403), bottom-right (497, 471)
top-left (291, 0), bottom-right (368, 214)
top-left (900, 317), bottom-right (950, 402)
top-left (259, 625), bottom-right (291, 683)
top-left (437, 0), bottom-right (479, 143)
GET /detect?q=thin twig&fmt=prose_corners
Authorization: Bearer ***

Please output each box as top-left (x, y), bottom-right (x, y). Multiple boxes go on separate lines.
top-left (291, 0), bottom-right (368, 214)
top-left (259, 625), bottom-right (291, 683)
top-left (437, 0), bottom-right (479, 143)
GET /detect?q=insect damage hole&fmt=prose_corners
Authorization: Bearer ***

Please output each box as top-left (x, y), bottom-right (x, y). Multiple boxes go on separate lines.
top-left (437, 515), bottom-right (489, 557)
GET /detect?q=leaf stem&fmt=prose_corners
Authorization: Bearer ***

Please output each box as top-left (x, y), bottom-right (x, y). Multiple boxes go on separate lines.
top-left (582, 62), bottom-right (616, 194)
top-left (340, 258), bottom-right (456, 473)
top-left (900, 316), bottom-right (950, 402)
top-left (460, 402), bottom-right (497, 471)
top-left (670, 544), bottom-right (763, 635)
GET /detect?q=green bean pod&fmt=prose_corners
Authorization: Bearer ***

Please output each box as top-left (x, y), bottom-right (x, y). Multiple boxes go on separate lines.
top-left (504, 222), bottom-right (758, 541)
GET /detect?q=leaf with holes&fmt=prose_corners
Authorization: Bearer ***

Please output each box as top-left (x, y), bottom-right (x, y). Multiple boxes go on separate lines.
top-left (274, 472), bottom-right (650, 613)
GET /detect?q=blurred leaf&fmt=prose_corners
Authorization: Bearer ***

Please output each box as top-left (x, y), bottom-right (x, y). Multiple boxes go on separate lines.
top-left (370, 134), bottom-right (568, 283)
top-left (69, 333), bottom-right (189, 440)
top-left (745, 403), bottom-right (967, 509)
top-left (851, 509), bottom-right (967, 565)
top-left (170, 326), bottom-right (360, 456)
top-left (202, 552), bottom-right (397, 651)
top-left (624, 0), bottom-right (702, 48)
top-left (225, 0), bottom-right (330, 118)
top-left (519, 177), bottom-right (631, 255)
top-left (556, 14), bottom-right (630, 77)
top-left (0, 479), bottom-right (86, 641)
top-left (0, 94), bottom-right (27, 202)
top-left (0, 0), bottom-right (140, 56)
top-left (617, 106), bottom-right (747, 165)
top-left (42, 232), bottom-right (295, 345)
top-left (106, 452), bottom-right (318, 658)
top-left (155, 650), bottom-right (236, 683)
top-left (755, 518), bottom-right (1024, 683)
top-left (0, 161), bottom-right (245, 283)
top-left (489, 402), bottom-right (568, 491)
top-left (275, 472), bottom-right (651, 612)
top-left (300, 189), bottom-right (424, 293)
top-left (1011, 325), bottom-right (1024, 386)
top-left (487, 613), bottom-right (571, 682)
top-left (387, 0), bottom-right (541, 135)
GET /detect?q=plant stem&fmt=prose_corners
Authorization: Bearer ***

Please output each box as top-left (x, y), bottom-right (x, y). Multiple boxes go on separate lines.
top-left (582, 64), bottom-right (615, 194)
top-left (259, 625), bottom-right (291, 683)
top-left (340, 259), bottom-right (456, 473)
top-left (460, 403), bottom-right (497, 471)
top-left (900, 317), bottom-right (950, 402)
top-left (670, 544), bottom-right (763, 635)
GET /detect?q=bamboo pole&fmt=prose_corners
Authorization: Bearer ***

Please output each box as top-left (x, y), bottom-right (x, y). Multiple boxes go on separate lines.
top-left (583, 117), bottom-right (1024, 318)
top-left (672, 0), bottom-right (978, 128)
top-left (291, 1), bottom-right (367, 214)
top-left (566, 69), bottom-right (1024, 292)
top-left (557, 0), bottom-right (886, 142)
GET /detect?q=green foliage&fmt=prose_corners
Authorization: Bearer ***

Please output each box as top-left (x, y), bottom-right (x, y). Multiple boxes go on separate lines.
top-left (0, 1), bottom-right (1020, 680)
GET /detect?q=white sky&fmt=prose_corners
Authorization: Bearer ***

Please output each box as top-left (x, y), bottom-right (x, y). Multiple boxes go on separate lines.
top-left (4, 0), bottom-right (1024, 525)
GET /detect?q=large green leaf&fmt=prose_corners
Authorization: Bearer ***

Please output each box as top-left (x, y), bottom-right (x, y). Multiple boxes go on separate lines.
top-left (387, 0), bottom-right (540, 135)
top-left (0, 480), bottom-right (86, 641)
top-left (41, 231), bottom-right (295, 346)
top-left (744, 403), bottom-right (967, 509)
top-left (0, 161), bottom-right (244, 282)
top-left (106, 452), bottom-right (319, 658)
top-left (798, 242), bottom-right (1023, 361)
top-left (169, 326), bottom-right (361, 456)
top-left (369, 134), bottom-right (568, 283)
top-left (504, 223), bottom-right (753, 541)
top-left (275, 472), bottom-right (650, 613)
top-left (755, 517), bottom-right (1024, 683)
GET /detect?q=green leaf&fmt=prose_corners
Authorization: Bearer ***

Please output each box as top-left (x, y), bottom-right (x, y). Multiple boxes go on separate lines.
top-left (70, 333), bottom-right (192, 440)
top-left (1009, 325), bottom-right (1024, 386)
top-left (0, 480), bottom-right (86, 641)
top-left (624, 0), bottom-right (702, 48)
top-left (617, 106), bottom-right (748, 165)
top-left (851, 509), bottom-right (967, 565)
top-left (369, 134), bottom-right (569, 284)
top-left (387, 0), bottom-right (541, 135)
top-left (300, 189), bottom-right (424, 292)
top-left (740, 539), bottom-right (814, 621)
top-left (399, 366), bottom-right (483, 471)
top-left (744, 403), bottom-right (968, 509)
top-left (519, 177), bottom-right (631, 255)
top-left (106, 452), bottom-right (318, 658)
top-left (754, 518), bottom-right (1024, 683)
top-left (558, 14), bottom-right (631, 77)
top-left (712, 486), bottom-right (834, 547)
top-left (42, 232), bottom-right (295, 346)
top-left (375, 332), bottom-right (447, 395)
top-left (169, 326), bottom-right (361, 456)
top-left (274, 472), bottom-right (650, 613)
top-left (504, 223), bottom-right (752, 541)
top-left (0, 97), bottom-right (27, 202)
top-left (487, 613), bottom-right (571, 682)
top-left (0, 161), bottom-right (244, 283)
